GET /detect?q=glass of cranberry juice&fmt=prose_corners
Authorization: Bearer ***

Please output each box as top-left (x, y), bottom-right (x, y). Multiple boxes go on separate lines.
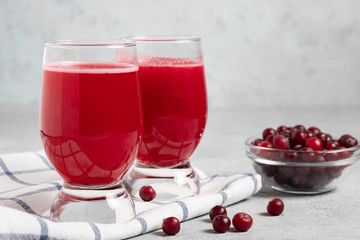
top-left (40, 40), bottom-right (143, 223)
top-left (125, 36), bottom-right (208, 200)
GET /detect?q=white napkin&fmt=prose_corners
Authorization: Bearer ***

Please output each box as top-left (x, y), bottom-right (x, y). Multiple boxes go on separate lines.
top-left (0, 151), bottom-right (261, 240)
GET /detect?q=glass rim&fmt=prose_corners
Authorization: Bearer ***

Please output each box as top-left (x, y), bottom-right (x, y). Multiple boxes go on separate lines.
top-left (44, 39), bottom-right (136, 47)
top-left (127, 35), bottom-right (201, 43)
top-left (245, 136), bottom-right (360, 153)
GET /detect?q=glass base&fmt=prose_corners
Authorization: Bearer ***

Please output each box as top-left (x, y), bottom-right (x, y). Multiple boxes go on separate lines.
top-left (51, 181), bottom-right (135, 223)
top-left (271, 185), bottom-right (334, 195)
top-left (124, 160), bottom-right (200, 201)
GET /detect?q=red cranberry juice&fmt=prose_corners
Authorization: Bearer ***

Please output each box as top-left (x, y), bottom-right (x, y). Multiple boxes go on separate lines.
top-left (40, 62), bottom-right (143, 186)
top-left (137, 58), bottom-right (207, 167)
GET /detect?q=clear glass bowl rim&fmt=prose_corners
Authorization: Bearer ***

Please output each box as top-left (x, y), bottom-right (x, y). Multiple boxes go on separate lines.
top-left (245, 136), bottom-right (360, 167)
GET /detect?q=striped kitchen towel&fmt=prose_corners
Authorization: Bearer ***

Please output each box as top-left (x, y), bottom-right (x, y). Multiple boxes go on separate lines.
top-left (0, 151), bottom-right (261, 240)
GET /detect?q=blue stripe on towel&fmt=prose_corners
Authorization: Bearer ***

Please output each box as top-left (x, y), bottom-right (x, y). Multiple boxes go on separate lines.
top-left (0, 168), bottom-right (52, 177)
top-left (35, 215), bottom-right (49, 240)
top-left (0, 157), bottom-right (34, 186)
top-left (175, 201), bottom-right (188, 221)
top-left (15, 186), bottom-right (60, 198)
top-left (0, 233), bottom-right (63, 240)
top-left (246, 173), bottom-right (258, 196)
top-left (219, 191), bottom-right (228, 205)
top-left (220, 175), bottom-right (248, 192)
top-left (34, 152), bottom-right (54, 170)
top-left (89, 223), bottom-right (101, 240)
top-left (11, 198), bottom-right (37, 215)
top-left (48, 182), bottom-right (62, 190)
top-left (136, 217), bottom-right (147, 234)
top-left (0, 182), bottom-right (61, 195)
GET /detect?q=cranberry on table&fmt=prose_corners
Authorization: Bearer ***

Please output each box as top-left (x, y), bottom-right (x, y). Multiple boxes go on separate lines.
top-left (212, 215), bottom-right (231, 233)
top-left (267, 198), bottom-right (284, 216)
top-left (209, 205), bottom-right (227, 220)
top-left (162, 217), bottom-right (180, 235)
top-left (273, 135), bottom-right (291, 150)
top-left (305, 137), bottom-right (323, 151)
top-left (139, 185), bottom-right (156, 201)
top-left (232, 212), bottom-right (253, 232)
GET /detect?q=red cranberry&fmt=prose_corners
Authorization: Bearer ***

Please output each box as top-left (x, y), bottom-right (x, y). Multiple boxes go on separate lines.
top-left (209, 205), bottom-right (227, 220)
top-left (261, 165), bottom-right (278, 177)
top-left (283, 152), bottom-right (297, 162)
top-left (267, 198), bottom-right (284, 216)
top-left (327, 166), bottom-right (344, 178)
top-left (309, 172), bottom-right (329, 186)
top-left (258, 141), bottom-right (275, 158)
top-left (311, 155), bottom-right (326, 173)
top-left (296, 166), bottom-right (310, 175)
top-left (232, 212), bottom-right (253, 232)
top-left (263, 128), bottom-right (276, 140)
top-left (162, 217), bottom-right (180, 235)
top-left (276, 166), bottom-right (295, 179)
top-left (292, 130), bottom-right (307, 146)
top-left (325, 151), bottom-right (338, 161)
top-left (336, 147), bottom-right (352, 159)
top-left (308, 126), bottom-right (321, 134)
top-left (274, 172), bottom-right (290, 185)
top-left (293, 144), bottom-right (303, 150)
top-left (212, 215), bottom-right (231, 233)
top-left (326, 141), bottom-right (339, 150)
top-left (286, 127), bottom-right (293, 132)
top-left (299, 147), bottom-right (316, 162)
top-left (251, 138), bottom-right (263, 146)
top-left (341, 136), bottom-right (358, 148)
top-left (274, 135), bottom-right (291, 150)
top-left (339, 134), bottom-right (352, 146)
top-left (291, 174), bottom-right (307, 188)
top-left (276, 125), bottom-right (287, 134)
top-left (305, 137), bottom-right (323, 151)
top-left (139, 185), bottom-right (156, 201)
top-left (293, 124), bottom-right (306, 132)
top-left (265, 135), bottom-right (276, 145)
top-left (315, 133), bottom-right (331, 147)
top-left (305, 131), bottom-right (314, 138)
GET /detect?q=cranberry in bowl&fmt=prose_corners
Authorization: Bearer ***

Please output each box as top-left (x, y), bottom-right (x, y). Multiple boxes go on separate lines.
top-left (246, 125), bottom-right (360, 194)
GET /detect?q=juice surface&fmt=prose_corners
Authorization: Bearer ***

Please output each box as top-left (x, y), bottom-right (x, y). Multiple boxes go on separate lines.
top-left (137, 57), bottom-right (207, 167)
top-left (40, 62), bottom-right (143, 186)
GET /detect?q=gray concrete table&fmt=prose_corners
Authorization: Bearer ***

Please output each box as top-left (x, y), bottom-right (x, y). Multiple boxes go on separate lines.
top-left (1, 104), bottom-right (360, 239)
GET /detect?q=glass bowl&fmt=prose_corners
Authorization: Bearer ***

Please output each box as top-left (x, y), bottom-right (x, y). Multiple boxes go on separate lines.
top-left (245, 137), bottom-right (360, 194)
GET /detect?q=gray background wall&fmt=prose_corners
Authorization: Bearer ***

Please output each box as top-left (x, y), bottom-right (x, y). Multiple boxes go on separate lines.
top-left (1, 0), bottom-right (360, 108)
